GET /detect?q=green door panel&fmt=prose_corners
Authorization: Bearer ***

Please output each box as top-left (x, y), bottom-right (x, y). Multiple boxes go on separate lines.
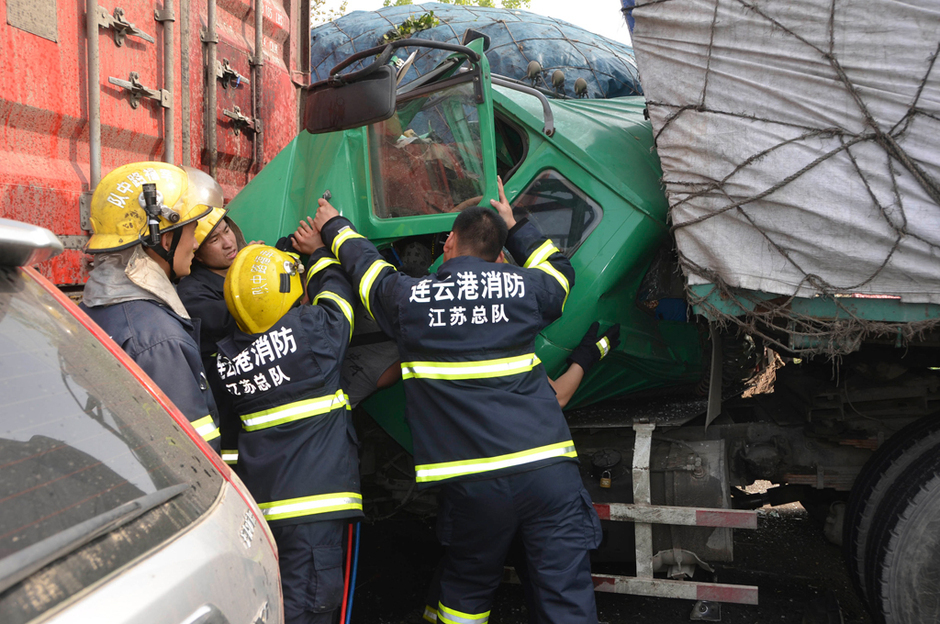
top-left (226, 129), bottom-right (370, 244)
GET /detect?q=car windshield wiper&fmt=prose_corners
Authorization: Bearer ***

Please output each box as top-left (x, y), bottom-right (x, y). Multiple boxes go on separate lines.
top-left (0, 482), bottom-right (190, 594)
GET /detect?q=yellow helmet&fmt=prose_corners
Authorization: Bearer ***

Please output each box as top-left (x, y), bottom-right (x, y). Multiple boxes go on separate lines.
top-left (224, 245), bottom-right (305, 334)
top-left (194, 206), bottom-right (229, 247)
top-left (87, 162), bottom-right (224, 253)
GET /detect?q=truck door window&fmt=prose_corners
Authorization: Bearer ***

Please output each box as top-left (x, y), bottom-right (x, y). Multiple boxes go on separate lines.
top-left (494, 114), bottom-right (526, 181)
top-left (369, 82), bottom-right (484, 218)
top-left (511, 171), bottom-right (602, 257)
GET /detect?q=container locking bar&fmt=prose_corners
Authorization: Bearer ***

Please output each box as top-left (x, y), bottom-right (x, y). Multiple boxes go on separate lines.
top-left (216, 59), bottom-right (250, 90)
top-left (108, 72), bottom-right (170, 109)
top-left (97, 6), bottom-right (155, 47)
top-left (223, 106), bottom-right (260, 135)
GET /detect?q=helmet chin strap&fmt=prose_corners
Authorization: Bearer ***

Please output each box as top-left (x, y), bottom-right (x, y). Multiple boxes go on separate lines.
top-left (148, 228), bottom-right (184, 282)
top-left (139, 182), bottom-right (185, 280)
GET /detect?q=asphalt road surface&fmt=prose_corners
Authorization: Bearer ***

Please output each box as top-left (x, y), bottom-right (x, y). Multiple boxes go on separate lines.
top-left (347, 502), bottom-right (873, 623)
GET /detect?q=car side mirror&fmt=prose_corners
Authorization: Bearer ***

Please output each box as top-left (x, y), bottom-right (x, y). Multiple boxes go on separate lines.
top-left (303, 64), bottom-right (397, 135)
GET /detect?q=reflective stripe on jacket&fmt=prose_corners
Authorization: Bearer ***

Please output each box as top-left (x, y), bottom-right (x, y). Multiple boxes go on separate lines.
top-left (240, 390), bottom-right (349, 431)
top-left (259, 492), bottom-right (363, 522)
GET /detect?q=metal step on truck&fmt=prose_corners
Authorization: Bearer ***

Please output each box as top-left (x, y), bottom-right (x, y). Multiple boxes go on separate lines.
top-left (223, 2), bottom-right (940, 622)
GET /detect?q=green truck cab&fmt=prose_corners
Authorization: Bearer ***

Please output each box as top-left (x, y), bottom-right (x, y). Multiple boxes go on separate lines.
top-left (227, 35), bottom-right (706, 446)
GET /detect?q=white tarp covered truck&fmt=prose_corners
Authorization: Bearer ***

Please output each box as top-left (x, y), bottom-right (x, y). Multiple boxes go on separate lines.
top-left (622, 1), bottom-right (940, 622)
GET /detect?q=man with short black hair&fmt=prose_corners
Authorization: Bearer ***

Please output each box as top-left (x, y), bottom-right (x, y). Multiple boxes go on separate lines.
top-left (447, 205), bottom-right (508, 260)
top-left (313, 178), bottom-right (602, 624)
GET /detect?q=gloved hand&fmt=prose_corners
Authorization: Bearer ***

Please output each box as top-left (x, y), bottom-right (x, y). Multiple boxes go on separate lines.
top-left (274, 235), bottom-right (296, 254)
top-left (567, 322), bottom-right (621, 373)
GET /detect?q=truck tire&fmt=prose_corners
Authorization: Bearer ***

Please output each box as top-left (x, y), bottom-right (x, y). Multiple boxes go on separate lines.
top-left (864, 442), bottom-right (940, 624)
top-left (842, 414), bottom-right (940, 601)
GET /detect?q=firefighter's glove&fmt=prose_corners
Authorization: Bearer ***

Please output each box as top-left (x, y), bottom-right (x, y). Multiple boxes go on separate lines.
top-left (275, 236), bottom-right (296, 254)
top-left (567, 322), bottom-right (621, 373)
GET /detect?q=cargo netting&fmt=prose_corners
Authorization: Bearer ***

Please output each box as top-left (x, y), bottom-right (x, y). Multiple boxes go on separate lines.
top-left (627, 0), bottom-right (940, 356)
top-left (310, 2), bottom-right (642, 99)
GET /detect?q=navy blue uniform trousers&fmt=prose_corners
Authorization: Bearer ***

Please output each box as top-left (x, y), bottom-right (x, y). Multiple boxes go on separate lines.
top-left (436, 462), bottom-right (601, 623)
top-left (272, 520), bottom-right (345, 624)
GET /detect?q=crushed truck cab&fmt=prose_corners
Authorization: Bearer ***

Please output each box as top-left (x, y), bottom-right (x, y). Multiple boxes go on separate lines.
top-left (226, 34), bottom-right (708, 438)
top-left (225, 33), bottom-right (758, 607)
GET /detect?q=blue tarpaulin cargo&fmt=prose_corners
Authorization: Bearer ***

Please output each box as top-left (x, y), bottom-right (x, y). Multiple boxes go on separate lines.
top-left (310, 2), bottom-right (641, 99)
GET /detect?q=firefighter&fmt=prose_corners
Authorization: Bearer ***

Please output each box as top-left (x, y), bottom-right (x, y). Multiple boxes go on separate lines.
top-left (216, 240), bottom-right (361, 624)
top-left (312, 177), bottom-right (603, 624)
top-left (549, 320), bottom-right (622, 408)
top-left (283, 217), bottom-right (401, 410)
top-left (177, 207), bottom-right (249, 466)
top-left (80, 161), bottom-right (222, 450)
top-left (419, 321), bottom-right (621, 624)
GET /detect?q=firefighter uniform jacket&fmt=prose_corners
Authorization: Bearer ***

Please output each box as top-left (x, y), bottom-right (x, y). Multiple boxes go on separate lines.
top-left (321, 215), bottom-right (578, 488)
top-left (80, 299), bottom-right (222, 451)
top-left (177, 262), bottom-right (237, 358)
top-left (177, 262), bottom-right (240, 465)
top-left (215, 249), bottom-right (363, 527)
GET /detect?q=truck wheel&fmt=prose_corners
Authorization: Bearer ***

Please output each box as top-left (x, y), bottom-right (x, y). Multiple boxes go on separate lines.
top-left (842, 414), bottom-right (940, 601)
top-left (864, 444), bottom-right (940, 624)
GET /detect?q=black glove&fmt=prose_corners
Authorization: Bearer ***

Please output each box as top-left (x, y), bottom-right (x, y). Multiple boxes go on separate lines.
top-left (275, 236), bottom-right (296, 254)
top-left (567, 322), bottom-right (621, 373)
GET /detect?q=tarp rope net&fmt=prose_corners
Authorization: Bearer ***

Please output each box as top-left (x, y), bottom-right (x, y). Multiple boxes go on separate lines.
top-left (311, 2), bottom-right (642, 99)
top-left (628, 0), bottom-right (940, 356)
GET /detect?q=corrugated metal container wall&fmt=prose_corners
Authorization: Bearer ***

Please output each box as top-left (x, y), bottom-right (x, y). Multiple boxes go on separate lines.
top-left (0, 0), bottom-right (305, 287)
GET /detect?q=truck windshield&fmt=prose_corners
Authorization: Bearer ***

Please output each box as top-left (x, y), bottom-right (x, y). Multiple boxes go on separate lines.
top-left (369, 81), bottom-right (484, 218)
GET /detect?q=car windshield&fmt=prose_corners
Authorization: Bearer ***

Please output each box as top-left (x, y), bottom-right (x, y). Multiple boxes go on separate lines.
top-left (369, 80), bottom-right (484, 218)
top-left (0, 266), bottom-right (221, 622)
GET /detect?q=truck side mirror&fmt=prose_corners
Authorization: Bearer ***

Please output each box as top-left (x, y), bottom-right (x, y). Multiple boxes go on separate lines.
top-left (461, 29), bottom-right (490, 51)
top-left (303, 64), bottom-right (397, 135)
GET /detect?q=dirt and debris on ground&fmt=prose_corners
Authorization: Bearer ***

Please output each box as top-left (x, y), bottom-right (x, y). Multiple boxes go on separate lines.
top-left (347, 499), bottom-right (872, 623)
